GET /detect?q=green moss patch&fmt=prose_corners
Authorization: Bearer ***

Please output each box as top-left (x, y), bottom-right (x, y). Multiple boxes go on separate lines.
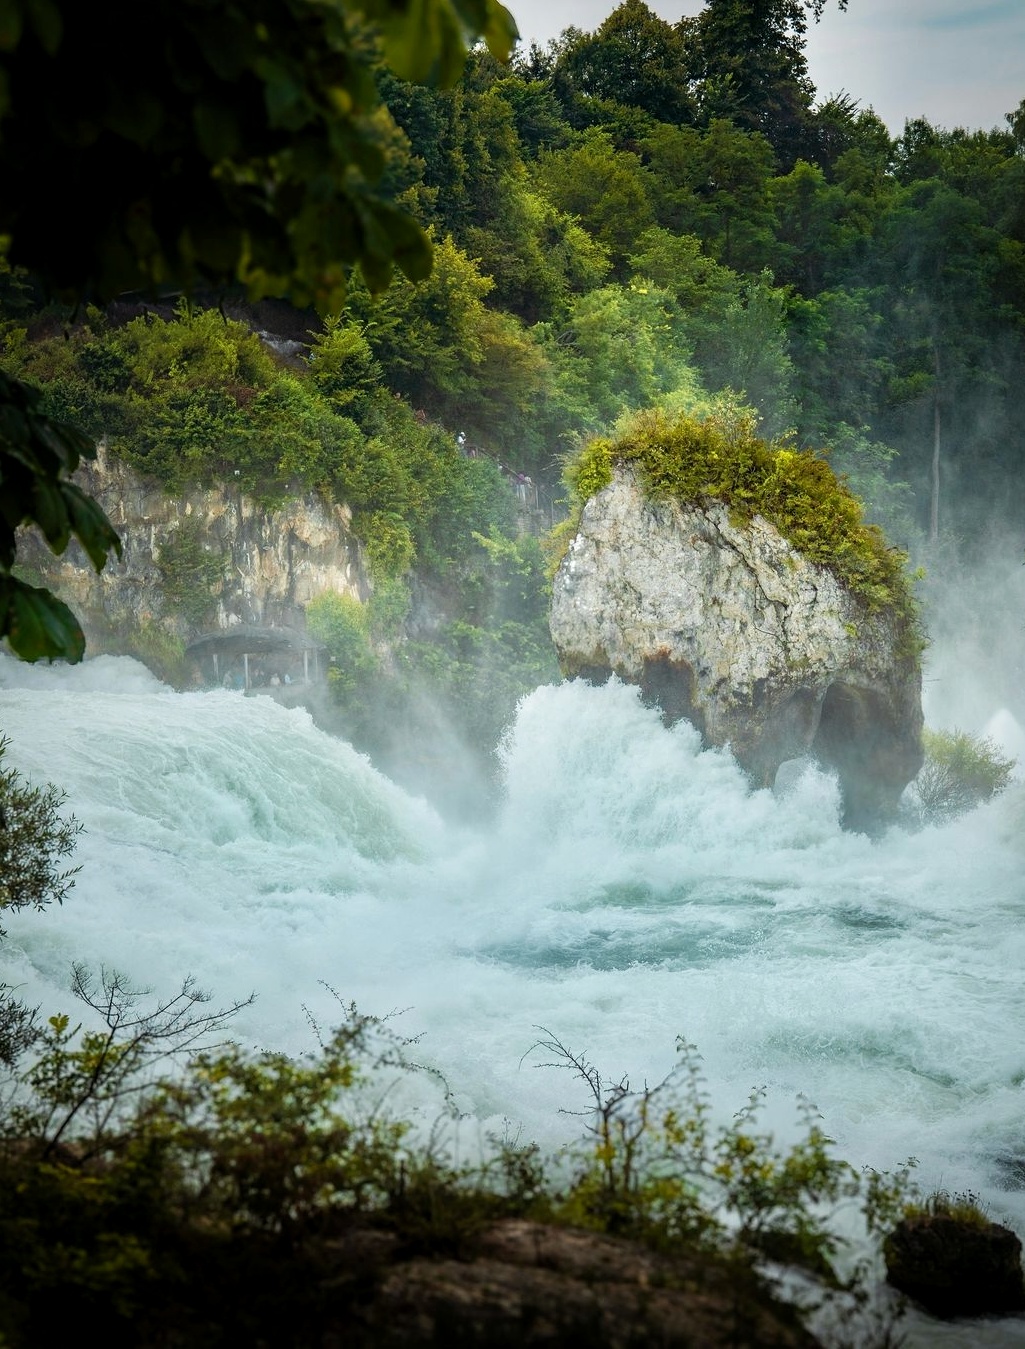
top-left (560, 407), bottom-right (917, 627)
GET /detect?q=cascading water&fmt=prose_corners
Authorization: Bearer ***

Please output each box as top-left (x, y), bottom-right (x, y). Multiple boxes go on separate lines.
top-left (2, 651), bottom-right (1025, 1344)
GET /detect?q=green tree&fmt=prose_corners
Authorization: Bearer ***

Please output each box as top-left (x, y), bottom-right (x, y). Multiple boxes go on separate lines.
top-left (695, 272), bottom-right (796, 435)
top-left (307, 315), bottom-right (383, 411)
top-left (684, 0), bottom-right (847, 168)
top-left (556, 0), bottom-right (694, 126)
top-left (808, 92), bottom-right (892, 180)
top-left (787, 286), bottom-right (892, 436)
top-left (490, 75), bottom-right (571, 158)
top-left (306, 591), bottom-right (379, 697)
top-left (768, 158), bottom-right (851, 293)
top-left (879, 180), bottom-right (1006, 542)
top-left (542, 281), bottom-right (700, 429)
top-left (534, 129), bottom-right (654, 271)
top-left (0, 735), bottom-right (81, 932)
top-left (346, 235), bottom-right (494, 408)
top-left (643, 119), bottom-right (777, 272)
top-left (0, 0), bottom-right (516, 662)
top-left (908, 728), bottom-right (1015, 824)
top-left (626, 226), bottom-right (793, 430)
top-left (698, 118), bottom-right (779, 271)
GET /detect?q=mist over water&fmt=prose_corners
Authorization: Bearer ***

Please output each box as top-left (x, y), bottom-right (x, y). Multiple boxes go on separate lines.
top-left (2, 649), bottom-right (1025, 1342)
top-left (919, 534), bottom-right (1025, 740)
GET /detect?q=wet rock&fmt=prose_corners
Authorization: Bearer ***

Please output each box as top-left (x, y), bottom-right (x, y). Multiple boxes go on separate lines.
top-left (884, 1213), bottom-right (1025, 1317)
top-left (549, 465), bottom-right (923, 831)
top-left (350, 1219), bottom-right (822, 1347)
top-left (19, 442), bottom-right (366, 643)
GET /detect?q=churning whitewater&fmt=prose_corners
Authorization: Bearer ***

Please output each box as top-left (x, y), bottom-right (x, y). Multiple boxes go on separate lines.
top-left (2, 654), bottom-right (1025, 1284)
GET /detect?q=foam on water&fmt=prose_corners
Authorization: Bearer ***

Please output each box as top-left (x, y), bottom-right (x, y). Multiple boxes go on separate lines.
top-left (2, 654), bottom-right (1025, 1340)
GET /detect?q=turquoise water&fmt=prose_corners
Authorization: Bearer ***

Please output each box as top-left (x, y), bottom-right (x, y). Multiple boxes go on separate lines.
top-left (2, 653), bottom-right (1024, 1342)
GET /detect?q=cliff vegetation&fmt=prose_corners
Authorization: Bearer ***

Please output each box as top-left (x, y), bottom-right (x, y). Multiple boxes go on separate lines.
top-left (560, 405), bottom-right (919, 628)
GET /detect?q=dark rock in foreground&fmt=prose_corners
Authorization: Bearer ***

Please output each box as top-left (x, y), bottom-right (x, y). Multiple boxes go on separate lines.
top-left (884, 1212), bottom-right (1025, 1318)
top-left (350, 1219), bottom-right (822, 1347)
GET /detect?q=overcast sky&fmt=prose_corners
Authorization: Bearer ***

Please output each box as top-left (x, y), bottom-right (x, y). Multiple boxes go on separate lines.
top-left (507, 0), bottom-right (1025, 133)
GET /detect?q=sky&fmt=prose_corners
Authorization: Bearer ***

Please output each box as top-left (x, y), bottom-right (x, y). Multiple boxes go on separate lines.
top-left (506, 0), bottom-right (1025, 133)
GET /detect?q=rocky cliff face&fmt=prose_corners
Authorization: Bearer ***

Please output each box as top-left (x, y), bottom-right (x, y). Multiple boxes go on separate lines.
top-left (20, 444), bottom-right (365, 646)
top-left (550, 465), bottom-right (923, 830)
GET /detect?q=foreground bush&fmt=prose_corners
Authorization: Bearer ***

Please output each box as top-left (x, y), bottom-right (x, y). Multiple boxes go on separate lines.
top-left (0, 970), bottom-right (926, 1346)
top-left (0, 734), bottom-right (81, 934)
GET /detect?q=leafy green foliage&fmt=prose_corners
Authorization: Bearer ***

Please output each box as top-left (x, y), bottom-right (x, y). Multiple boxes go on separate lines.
top-left (0, 0), bottom-right (516, 664)
top-left (824, 423), bottom-right (918, 548)
top-left (560, 406), bottom-right (916, 623)
top-left (5, 966), bottom-right (253, 1162)
top-left (0, 979), bottom-right (432, 1345)
top-left (307, 314), bottom-right (382, 409)
top-left (0, 964), bottom-right (915, 1347)
top-left (626, 231), bottom-right (796, 436)
top-left (148, 1027), bottom-right (411, 1240)
top-left (541, 280), bottom-right (699, 429)
top-left (306, 591), bottom-right (379, 698)
top-left (0, 0), bottom-right (516, 307)
top-left (5, 304), bottom-right (516, 587)
top-left (534, 130), bottom-right (654, 270)
top-left (685, 0), bottom-right (831, 168)
top-left (907, 728), bottom-right (1016, 824)
top-left (529, 1026), bottom-right (900, 1295)
top-left (0, 734), bottom-right (81, 930)
top-left (0, 367), bottom-right (121, 660)
top-left (554, 0), bottom-right (693, 127)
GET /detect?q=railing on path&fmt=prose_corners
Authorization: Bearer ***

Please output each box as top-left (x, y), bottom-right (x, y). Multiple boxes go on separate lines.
top-left (456, 433), bottom-right (560, 534)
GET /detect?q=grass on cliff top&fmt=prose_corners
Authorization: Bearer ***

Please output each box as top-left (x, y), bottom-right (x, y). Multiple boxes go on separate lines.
top-left (554, 405), bottom-right (916, 623)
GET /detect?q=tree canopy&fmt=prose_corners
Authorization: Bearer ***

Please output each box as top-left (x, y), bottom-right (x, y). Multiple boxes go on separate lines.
top-left (0, 0), bottom-right (517, 305)
top-left (9, 0), bottom-right (1025, 676)
top-left (0, 0), bottom-right (516, 662)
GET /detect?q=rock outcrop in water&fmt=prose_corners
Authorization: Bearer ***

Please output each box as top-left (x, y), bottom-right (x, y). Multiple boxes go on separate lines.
top-left (884, 1211), bottom-right (1025, 1317)
top-left (550, 462), bottom-right (923, 831)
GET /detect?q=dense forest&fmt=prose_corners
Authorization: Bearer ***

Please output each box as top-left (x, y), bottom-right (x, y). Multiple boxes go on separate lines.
top-left (4, 0), bottom-right (1024, 799)
top-left (4, 0), bottom-right (1025, 798)
top-left (7, 0), bottom-right (1025, 544)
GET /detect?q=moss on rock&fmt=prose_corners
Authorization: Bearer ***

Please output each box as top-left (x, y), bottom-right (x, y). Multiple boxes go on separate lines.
top-left (884, 1204), bottom-right (1025, 1317)
top-left (559, 407), bottom-right (918, 633)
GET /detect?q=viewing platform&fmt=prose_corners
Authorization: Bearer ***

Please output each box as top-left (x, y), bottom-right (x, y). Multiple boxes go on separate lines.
top-left (186, 624), bottom-right (326, 692)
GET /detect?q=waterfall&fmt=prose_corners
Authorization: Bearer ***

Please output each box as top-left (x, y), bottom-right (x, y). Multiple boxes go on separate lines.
top-left (2, 653), bottom-right (1025, 1343)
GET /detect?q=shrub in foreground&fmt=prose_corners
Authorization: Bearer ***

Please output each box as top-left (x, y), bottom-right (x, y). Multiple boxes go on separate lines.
top-left (0, 974), bottom-right (925, 1346)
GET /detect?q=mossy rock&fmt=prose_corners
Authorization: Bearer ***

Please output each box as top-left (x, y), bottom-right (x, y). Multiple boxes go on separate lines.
top-left (884, 1213), bottom-right (1025, 1317)
top-left (559, 407), bottom-right (919, 634)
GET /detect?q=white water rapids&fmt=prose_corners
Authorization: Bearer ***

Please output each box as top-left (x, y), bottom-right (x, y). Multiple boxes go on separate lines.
top-left (1, 651), bottom-right (1025, 1344)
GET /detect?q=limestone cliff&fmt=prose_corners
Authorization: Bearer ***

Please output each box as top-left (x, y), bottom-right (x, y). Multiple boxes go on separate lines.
top-left (19, 443), bottom-right (365, 647)
top-left (550, 464), bottom-right (923, 830)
